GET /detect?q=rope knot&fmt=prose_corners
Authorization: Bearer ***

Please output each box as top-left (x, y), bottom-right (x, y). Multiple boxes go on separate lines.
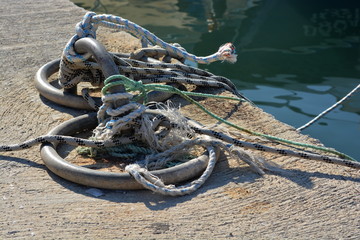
top-left (217, 43), bottom-right (237, 63)
top-left (76, 12), bottom-right (97, 39)
top-left (126, 79), bottom-right (148, 96)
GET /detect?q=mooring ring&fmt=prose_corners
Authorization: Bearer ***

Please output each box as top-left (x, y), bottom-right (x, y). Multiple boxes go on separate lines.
top-left (40, 113), bottom-right (213, 190)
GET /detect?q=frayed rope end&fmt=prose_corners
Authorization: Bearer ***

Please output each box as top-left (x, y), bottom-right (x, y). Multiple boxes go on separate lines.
top-left (217, 43), bottom-right (237, 63)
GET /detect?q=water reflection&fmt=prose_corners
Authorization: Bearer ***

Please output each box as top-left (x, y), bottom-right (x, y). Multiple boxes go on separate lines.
top-left (304, 8), bottom-right (360, 38)
top-left (90, 0), bottom-right (108, 12)
top-left (71, 0), bottom-right (359, 157)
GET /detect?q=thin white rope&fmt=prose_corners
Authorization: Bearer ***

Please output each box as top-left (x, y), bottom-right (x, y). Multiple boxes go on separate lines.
top-left (297, 84), bottom-right (360, 131)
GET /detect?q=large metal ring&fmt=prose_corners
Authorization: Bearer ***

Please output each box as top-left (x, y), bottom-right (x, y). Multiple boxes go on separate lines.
top-left (40, 113), bottom-right (214, 190)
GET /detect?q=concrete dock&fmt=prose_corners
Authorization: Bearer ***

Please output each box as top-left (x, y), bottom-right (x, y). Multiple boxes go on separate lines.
top-left (0, 0), bottom-right (359, 238)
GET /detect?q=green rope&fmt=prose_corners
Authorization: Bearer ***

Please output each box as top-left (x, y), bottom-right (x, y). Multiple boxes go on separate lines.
top-left (102, 76), bottom-right (244, 102)
top-left (103, 75), bottom-right (355, 161)
top-left (77, 143), bottom-right (154, 159)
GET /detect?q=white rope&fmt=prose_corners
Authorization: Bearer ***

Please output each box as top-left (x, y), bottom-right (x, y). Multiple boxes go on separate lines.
top-left (124, 136), bottom-right (281, 196)
top-left (297, 84), bottom-right (360, 131)
top-left (126, 142), bottom-right (218, 196)
top-left (63, 12), bottom-right (237, 64)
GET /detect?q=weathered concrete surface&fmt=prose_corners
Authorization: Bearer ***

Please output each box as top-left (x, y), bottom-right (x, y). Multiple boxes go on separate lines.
top-left (0, 0), bottom-right (359, 239)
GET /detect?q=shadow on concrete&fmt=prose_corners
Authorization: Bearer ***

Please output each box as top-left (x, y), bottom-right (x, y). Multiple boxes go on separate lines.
top-left (270, 167), bottom-right (360, 189)
top-left (38, 94), bottom-right (91, 118)
top-left (2, 151), bottom-right (359, 211)
top-left (0, 155), bottom-right (46, 170)
top-left (44, 151), bottom-right (360, 211)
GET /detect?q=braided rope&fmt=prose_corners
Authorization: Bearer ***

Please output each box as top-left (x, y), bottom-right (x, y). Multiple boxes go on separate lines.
top-left (59, 51), bottom-right (250, 102)
top-left (1, 122), bottom-right (359, 168)
top-left (189, 126), bottom-right (360, 169)
top-left (0, 135), bottom-right (133, 151)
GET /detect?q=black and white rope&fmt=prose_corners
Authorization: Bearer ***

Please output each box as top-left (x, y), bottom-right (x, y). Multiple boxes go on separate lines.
top-left (1, 116), bottom-right (359, 169)
top-left (59, 47), bottom-right (251, 107)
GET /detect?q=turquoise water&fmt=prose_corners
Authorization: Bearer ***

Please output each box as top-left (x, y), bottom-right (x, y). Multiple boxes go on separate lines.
top-left (71, 0), bottom-right (360, 159)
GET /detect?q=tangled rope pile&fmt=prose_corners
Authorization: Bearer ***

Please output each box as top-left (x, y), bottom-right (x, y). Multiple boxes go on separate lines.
top-left (1, 12), bottom-right (359, 196)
